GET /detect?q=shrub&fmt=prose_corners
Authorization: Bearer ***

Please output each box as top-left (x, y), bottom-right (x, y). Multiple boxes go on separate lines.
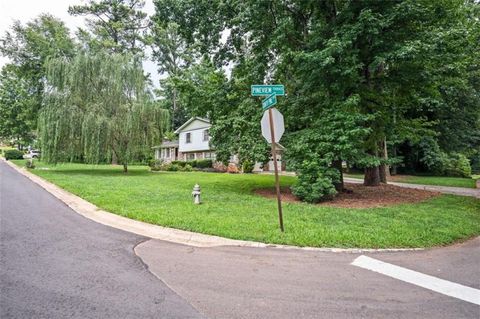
top-left (167, 164), bottom-right (180, 171)
top-left (196, 159), bottom-right (213, 169)
top-left (418, 137), bottom-right (446, 174)
top-left (444, 153), bottom-right (471, 178)
top-left (4, 149), bottom-right (24, 160)
top-left (172, 160), bottom-right (187, 168)
top-left (242, 160), bottom-right (254, 173)
top-left (149, 159), bottom-right (164, 171)
top-left (181, 164), bottom-right (193, 172)
top-left (291, 160), bottom-right (338, 203)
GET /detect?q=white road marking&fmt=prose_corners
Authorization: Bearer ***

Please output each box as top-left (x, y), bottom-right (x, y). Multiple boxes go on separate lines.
top-left (351, 255), bottom-right (480, 306)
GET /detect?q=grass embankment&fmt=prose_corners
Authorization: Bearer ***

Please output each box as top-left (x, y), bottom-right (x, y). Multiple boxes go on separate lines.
top-left (345, 172), bottom-right (476, 188)
top-left (12, 160), bottom-right (480, 248)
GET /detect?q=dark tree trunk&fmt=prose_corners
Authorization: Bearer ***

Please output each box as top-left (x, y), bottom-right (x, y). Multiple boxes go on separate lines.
top-left (123, 163), bottom-right (128, 173)
top-left (364, 166), bottom-right (380, 186)
top-left (332, 159), bottom-right (344, 192)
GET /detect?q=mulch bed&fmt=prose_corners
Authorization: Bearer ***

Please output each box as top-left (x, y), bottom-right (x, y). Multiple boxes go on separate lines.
top-left (254, 183), bottom-right (441, 208)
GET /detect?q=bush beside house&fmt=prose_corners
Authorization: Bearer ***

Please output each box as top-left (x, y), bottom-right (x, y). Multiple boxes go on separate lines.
top-left (150, 159), bottom-right (213, 172)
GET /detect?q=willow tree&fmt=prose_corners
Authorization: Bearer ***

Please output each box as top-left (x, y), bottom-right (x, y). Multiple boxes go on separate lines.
top-left (38, 52), bottom-right (169, 172)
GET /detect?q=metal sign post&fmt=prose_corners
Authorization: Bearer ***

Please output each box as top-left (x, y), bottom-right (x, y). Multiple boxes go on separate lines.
top-left (253, 84), bottom-right (286, 232)
top-left (267, 108), bottom-right (284, 232)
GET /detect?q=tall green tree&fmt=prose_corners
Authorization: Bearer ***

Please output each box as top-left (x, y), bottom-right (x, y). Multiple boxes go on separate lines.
top-left (69, 0), bottom-right (148, 55)
top-left (0, 14), bottom-right (75, 143)
top-left (149, 22), bottom-right (193, 128)
top-left (38, 52), bottom-right (170, 172)
top-left (0, 65), bottom-right (36, 147)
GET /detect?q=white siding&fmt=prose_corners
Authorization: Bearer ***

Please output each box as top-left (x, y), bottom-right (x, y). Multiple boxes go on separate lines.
top-left (179, 128), bottom-right (211, 152)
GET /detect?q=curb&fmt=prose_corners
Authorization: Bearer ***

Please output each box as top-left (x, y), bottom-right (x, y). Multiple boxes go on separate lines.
top-left (2, 159), bottom-right (425, 253)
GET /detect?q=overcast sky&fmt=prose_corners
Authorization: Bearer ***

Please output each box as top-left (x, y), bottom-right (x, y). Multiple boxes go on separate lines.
top-left (0, 0), bottom-right (161, 86)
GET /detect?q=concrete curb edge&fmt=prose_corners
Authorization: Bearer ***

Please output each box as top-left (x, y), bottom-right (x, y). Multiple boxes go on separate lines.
top-left (2, 158), bottom-right (426, 253)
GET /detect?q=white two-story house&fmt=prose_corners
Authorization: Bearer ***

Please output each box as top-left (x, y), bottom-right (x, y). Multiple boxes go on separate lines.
top-left (153, 117), bottom-right (284, 172)
top-left (153, 117), bottom-right (215, 162)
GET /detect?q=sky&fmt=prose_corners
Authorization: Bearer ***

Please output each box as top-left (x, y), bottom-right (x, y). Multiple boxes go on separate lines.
top-left (0, 0), bottom-right (161, 86)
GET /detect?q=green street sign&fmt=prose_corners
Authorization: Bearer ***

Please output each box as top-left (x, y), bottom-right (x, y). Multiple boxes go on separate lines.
top-left (251, 85), bottom-right (285, 96)
top-left (262, 93), bottom-right (277, 110)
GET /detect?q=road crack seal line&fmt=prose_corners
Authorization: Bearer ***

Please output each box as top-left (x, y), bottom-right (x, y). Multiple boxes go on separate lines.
top-left (133, 239), bottom-right (208, 318)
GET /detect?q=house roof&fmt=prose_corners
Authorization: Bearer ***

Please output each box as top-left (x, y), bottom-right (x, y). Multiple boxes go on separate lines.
top-left (174, 117), bottom-right (210, 134)
top-left (152, 140), bottom-right (179, 149)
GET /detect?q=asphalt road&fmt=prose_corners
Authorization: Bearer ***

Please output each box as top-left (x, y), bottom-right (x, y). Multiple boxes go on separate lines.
top-left (0, 161), bottom-right (203, 319)
top-left (137, 233), bottom-right (480, 319)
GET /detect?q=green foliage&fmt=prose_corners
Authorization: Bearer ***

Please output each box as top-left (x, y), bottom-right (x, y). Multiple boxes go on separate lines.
top-left (149, 159), bottom-right (165, 171)
top-left (4, 149), bottom-right (24, 160)
top-left (0, 14), bottom-right (75, 145)
top-left (182, 164), bottom-right (193, 172)
top-left (163, 0), bottom-right (479, 193)
top-left (195, 159), bottom-right (213, 169)
top-left (68, 0), bottom-right (147, 55)
top-left (445, 153), bottom-right (472, 178)
top-left (170, 159), bottom-right (212, 169)
top-left (417, 137), bottom-right (447, 175)
top-left (242, 160), bottom-right (254, 173)
top-left (38, 52), bottom-right (169, 172)
top-left (0, 65), bottom-right (36, 146)
top-left (291, 160), bottom-right (338, 203)
top-left (469, 151), bottom-right (480, 174)
top-left (167, 164), bottom-right (179, 171)
top-left (171, 160), bottom-right (187, 167)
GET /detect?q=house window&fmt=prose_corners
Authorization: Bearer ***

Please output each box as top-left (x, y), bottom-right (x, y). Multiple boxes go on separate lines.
top-left (165, 148), bottom-right (170, 158)
top-left (204, 152), bottom-right (215, 159)
top-left (186, 132), bottom-right (191, 143)
top-left (187, 153), bottom-right (195, 160)
top-left (203, 129), bottom-right (209, 141)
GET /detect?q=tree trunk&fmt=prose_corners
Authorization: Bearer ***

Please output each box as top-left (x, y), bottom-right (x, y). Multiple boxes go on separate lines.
top-left (364, 166), bottom-right (380, 186)
top-left (379, 137), bottom-right (390, 183)
top-left (332, 159), bottom-right (344, 192)
top-left (112, 152), bottom-right (118, 165)
top-left (123, 163), bottom-right (128, 173)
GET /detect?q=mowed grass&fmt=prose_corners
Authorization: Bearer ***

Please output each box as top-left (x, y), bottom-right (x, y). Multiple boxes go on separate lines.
top-left (12, 160), bottom-right (480, 248)
top-left (345, 173), bottom-right (476, 188)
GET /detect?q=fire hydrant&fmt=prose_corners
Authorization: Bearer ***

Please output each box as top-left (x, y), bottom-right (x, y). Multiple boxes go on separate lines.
top-left (192, 184), bottom-right (201, 204)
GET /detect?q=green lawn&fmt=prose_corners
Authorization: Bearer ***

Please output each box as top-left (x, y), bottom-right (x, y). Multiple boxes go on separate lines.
top-left (12, 160), bottom-right (480, 248)
top-left (345, 173), bottom-right (476, 188)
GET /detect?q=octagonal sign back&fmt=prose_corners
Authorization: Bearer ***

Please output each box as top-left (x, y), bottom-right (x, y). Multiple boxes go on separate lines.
top-left (261, 107), bottom-right (284, 144)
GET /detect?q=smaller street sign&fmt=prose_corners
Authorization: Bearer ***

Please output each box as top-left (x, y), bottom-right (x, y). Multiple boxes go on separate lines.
top-left (262, 93), bottom-right (277, 110)
top-left (251, 85), bottom-right (285, 96)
